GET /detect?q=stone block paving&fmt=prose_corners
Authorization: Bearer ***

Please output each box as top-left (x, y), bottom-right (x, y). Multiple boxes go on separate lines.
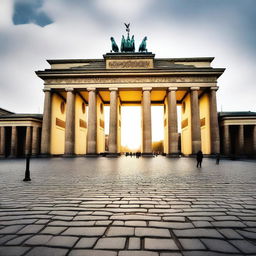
top-left (0, 157), bottom-right (256, 255)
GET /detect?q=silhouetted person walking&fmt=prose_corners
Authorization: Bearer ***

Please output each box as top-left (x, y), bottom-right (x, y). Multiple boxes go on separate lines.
top-left (216, 153), bottom-right (220, 165)
top-left (196, 150), bottom-right (203, 168)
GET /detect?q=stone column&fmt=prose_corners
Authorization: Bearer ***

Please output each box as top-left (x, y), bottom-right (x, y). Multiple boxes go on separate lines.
top-left (253, 125), bottom-right (256, 158)
top-left (25, 126), bottom-right (32, 155)
top-left (10, 126), bottom-right (17, 157)
top-left (108, 88), bottom-right (118, 154)
top-left (0, 127), bottom-right (5, 157)
top-left (167, 87), bottom-right (179, 155)
top-left (41, 88), bottom-right (52, 155)
top-left (65, 88), bottom-right (75, 155)
top-left (238, 125), bottom-right (244, 155)
top-left (223, 125), bottom-right (230, 155)
top-left (32, 126), bottom-right (40, 156)
top-left (142, 87), bottom-right (152, 154)
top-left (87, 88), bottom-right (97, 154)
top-left (209, 87), bottom-right (220, 154)
top-left (190, 87), bottom-right (201, 154)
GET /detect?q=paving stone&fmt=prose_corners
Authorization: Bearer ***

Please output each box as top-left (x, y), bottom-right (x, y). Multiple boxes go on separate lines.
top-left (144, 238), bottom-right (178, 250)
top-left (75, 237), bottom-right (98, 248)
top-left (107, 227), bottom-right (134, 236)
top-left (0, 246), bottom-right (30, 256)
top-left (62, 227), bottom-right (106, 236)
top-left (211, 221), bottom-right (246, 228)
top-left (179, 239), bottom-right (206, 250)
top-left (25, 246), bottom-right (68, 256)
top-left (135, 227), bottom-right (171, 237)
top-left (94, 237), bottom-right (126, 249)
top-left (230, 239), bottom-right (256, 254)
top-left (218, 228), bottom-right (243, 239)
top-left (0, 234), bottom-right (16, 244)
top-left (201, 239), bottom-right (239, 253)
top-left (0, 225), bottom-right (25, 234)
top-left (110, 214), bottom-right (161, 221)
top-left (174, 229), bottom-right (223, 238)
top-left (160, 253), bottom-right (182, 256)
top-left (6, 235), bottom-right (31, 245)
top-left (18, 224), bottom-right (44, 234)
top-left (149, 221), bottom-right (193, 229)
top-left (119, 251), bottom-right (158, 256)
top-left (192, 221), bottom-right (212, 228)
top-left (40, 226), bottom-right (67, 235)
top-left (125, 221), bottom-right (147, 226)
top-left (24, 235), bottom-right (53, 245)
top-left (237, 230), bottom-right (256, 239)
top-left (47, 235), bottom-right (79, 248)
top-left (128, 237), bottom-right (140, 249)
top-left (69, 250), bottom-right (117, 256)
top-left (162, 217), bottom-right (186, 222)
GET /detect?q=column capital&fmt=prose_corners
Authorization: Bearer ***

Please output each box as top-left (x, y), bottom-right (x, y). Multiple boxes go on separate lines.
top-left (190, 87), bottom-right (200, 91)
top-left (43, 88), bottom-right (51, 92)
top-left (168, 87), bottom-right (178, 91)
top-left (65, 87), bottom-right (74, 92)
top-left (109, 87), bottom-right (118, 91)
top-left (210, 86), bottom-right (219, 91)
top-left (87, 87), bottom-right (96, 92)
top-left (142, 87), bottom-right (152, 91)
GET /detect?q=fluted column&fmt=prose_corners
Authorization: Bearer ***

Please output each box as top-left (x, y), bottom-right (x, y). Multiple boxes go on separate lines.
top-left (87, 88), bottom-right (97, 154)
top-left (10, 126), bottom-right (17, 157)
top-left (108, 88), bottom-right (118, 154)
top-left (223, 125), bottom-right (230, 155)
top-left (167, 87), bottom-right (179, 155)
top-left (0, 127), bottom-right (5, 157)
top-left (41, 88), bottom-right (52, 155)
top-left (238, 125), bottom-right (244, 155)
top-left (32, 126), bottom-right (40, 156)
top-left (190, 87), bottom-right (201, 154)
top-left (65, 88), bottom-right (75, 155)
top-left (142, 87), bottom-right (152, 154)
top-left (209, 87), bottom-right (220, 154)
top-left (25, 126), bottom-right (32, 155)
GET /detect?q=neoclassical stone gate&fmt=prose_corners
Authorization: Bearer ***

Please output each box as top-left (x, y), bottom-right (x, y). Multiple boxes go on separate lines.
top-left (36, 53), bottom-right (224, 156)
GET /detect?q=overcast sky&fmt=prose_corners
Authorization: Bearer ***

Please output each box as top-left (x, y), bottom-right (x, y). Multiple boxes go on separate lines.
top-left (0, 0), bottom-right (256, 115)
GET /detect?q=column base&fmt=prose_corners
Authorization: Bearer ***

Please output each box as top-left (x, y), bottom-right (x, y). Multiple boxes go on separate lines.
top-left (166, 153), bottom-right (181, 158)
top-left (39, 153), bottom-right (52, 158)
top-left (63, 153), bottom-right (76, 158)
top-left (106, 153), bottom-right (121, 158)
top-left (141, 152), bottom-right (154, 157)
top-left (85, 153), bottom-right (99, 157)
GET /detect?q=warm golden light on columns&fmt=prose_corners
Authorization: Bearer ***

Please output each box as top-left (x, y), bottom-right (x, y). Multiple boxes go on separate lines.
top-left (142, 87), bottom-right (152, 154)
top-left (41, 88), bottom-right (52, 155)
top-left (191, 87), bottom-right (201, 154)
top-left (209, 86), bottom-right (220, 154)
top-left (109, 88), bottom-right (118, 154)
top-left (65, 88), bottom-right (75, 155)
top-left (87, 88), bottom-right (97, 154)
top-left (167, 87), bottom-right (179, 155)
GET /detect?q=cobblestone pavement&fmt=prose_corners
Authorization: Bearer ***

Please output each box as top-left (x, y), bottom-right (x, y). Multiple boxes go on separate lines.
top-left (0, 156), bottom-right (256, 256)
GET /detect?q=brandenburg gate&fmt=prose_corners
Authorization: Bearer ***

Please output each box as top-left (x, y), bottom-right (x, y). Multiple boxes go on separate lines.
top-left (36, 52), bottom-right (224, 157)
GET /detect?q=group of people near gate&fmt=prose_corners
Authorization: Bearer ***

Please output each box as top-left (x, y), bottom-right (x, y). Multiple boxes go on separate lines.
top-left (196, 150), bottom-right (220, 168)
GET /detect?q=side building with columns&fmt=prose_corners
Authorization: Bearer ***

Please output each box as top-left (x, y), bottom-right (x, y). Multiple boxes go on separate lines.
top-left (219, 112), bottom-right (256, 158)
top-left (35, 53), bottom-right (224, 157)
top-left (0, 110), bottom-right (42, 158)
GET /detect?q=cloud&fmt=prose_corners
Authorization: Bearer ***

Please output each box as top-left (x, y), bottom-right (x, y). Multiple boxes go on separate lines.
top-left (13, 0), bottom-right (52, 27)
top-left (0, 0), bottom-right (255, 115)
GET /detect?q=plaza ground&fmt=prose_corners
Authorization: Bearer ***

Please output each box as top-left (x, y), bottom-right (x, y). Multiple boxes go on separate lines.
top-left (0, 156), bottom-right (256, 256)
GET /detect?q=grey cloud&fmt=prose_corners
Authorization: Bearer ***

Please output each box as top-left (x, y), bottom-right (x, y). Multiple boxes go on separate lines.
top-left (13, 0), bottom-right (52, 27)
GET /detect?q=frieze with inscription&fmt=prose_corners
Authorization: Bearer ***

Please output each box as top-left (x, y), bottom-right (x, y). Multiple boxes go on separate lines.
top-left (107, 60), bottom-right (152, 69)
